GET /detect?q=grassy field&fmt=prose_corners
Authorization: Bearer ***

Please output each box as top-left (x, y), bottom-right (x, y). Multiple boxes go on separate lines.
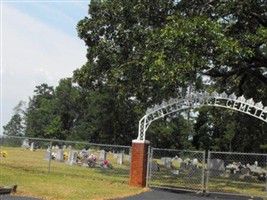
top-left (0, 147), bottom-right (145, 200)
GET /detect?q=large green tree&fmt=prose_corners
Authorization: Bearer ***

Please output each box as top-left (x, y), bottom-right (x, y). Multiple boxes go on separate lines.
top-left (73, 0), bottom-right (267, 151)
top-left (24, 84), bottom-right (55, 138)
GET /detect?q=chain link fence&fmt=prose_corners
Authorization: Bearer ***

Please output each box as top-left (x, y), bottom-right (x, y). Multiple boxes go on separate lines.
top-left (1, 136), bottom-right (266, 198)
top-left (206, 151), bottom-right (267, 198)
top-left (0, 136), bottom-right (131, 187)
top-left (147, 147), bottom-right (205, 192)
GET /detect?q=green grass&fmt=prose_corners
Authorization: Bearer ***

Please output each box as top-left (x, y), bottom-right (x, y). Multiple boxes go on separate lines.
top-left (0, 147), bottom-right (145, 200)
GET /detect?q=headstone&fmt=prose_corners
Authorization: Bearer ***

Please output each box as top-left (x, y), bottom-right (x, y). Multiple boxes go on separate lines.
top-left (177, 158), bottom-right (183, 163)
top-left (47, 146), bottom-right (51, 153)
top-left (180, 162), bottom-right (187, 169)
top-left (172, 170), bottom-right (179, 175)
top-left (56, 150), bottom-right (64, 162)
top-left (45, 152), bottom-right (51, 160)
top-left (68, 151), bottom-right (78, 165)
top-left (151, 162), bottom-right (160, 172)
top-left (166, 160), bottom-right (172, 169)
top-left (209, 159), bottom-right (225, 172)
top-left (30, 142), bottom-right (35, 151)
top-left (21, 139), bottom-right (30, 149)
top-left (68, 151), bottom-right (73, 163)
top-left (79, 150), bottom-right (88, 159)
top-left (192, 158), bottom-right (199, 167)
top-left (240, 168), bottom-right (250, 175)
top-left (99, 150), bottom-right (106, 161)
top-left (62, 145), bottom-right (66, 150)
top-left (160, 157), bottom-right (172, 164)
top-left (117, 153), bottom-right (123, 165)
top-left (208, 159), bottom-right (225, 176)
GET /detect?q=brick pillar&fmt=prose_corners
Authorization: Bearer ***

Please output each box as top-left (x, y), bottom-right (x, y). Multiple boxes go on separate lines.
top-left (130, 140), bottom-right (150, 187)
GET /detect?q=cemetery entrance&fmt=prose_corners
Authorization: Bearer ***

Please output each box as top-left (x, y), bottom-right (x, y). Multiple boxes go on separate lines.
top-left (147, 147), bottom-right (205, 193)
top-left (130, 91), bottom-right (267, 198)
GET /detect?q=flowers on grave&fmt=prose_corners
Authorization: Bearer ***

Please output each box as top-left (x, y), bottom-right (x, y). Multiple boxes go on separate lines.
top-left (0, 150), bottom-right (8, 157)
top-left (63, 152), bottom-right (68, 160)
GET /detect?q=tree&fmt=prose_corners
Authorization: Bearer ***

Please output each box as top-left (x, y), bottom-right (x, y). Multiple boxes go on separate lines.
top-left (3, 114), bottom-right (24, 136)
top-left (24, 84), bottom-right (55, 138)
top-left (52, 78), bottom-right (81, 140)
top-left (73, 0), bottom-right (267, 150)
top-left (3, 101), bottom-right (26, 136)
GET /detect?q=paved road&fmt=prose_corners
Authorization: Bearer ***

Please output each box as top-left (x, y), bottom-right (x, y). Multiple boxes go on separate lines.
top-left (1, 189), bottom-right (263, 200)
top-left (0, 195), bottom-right (41, 200)
top-left (116, 189), bottom-right (263, 200)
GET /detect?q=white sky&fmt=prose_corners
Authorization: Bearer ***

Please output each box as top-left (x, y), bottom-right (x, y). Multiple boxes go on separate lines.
top-left (1, 0), bottom-right (89, 133)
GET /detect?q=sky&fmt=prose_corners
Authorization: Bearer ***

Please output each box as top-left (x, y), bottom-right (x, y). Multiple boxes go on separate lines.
top-left (1, 0), bottom-right (90, 133)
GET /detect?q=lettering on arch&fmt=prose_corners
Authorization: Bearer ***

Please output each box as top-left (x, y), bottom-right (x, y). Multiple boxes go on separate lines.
top-left (136, 91), bottom-right (267, 142)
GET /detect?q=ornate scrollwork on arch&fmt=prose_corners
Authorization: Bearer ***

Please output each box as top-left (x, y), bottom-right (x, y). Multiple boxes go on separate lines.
top-left (136, 91), bottom-right (267, 142)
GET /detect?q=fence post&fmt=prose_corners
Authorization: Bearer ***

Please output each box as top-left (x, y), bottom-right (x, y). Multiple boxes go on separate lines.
top-left (48, 141), bottom-right (53, 173)
top-left (129, 140), bottom-right (150, 187)
top-left (201, 150), bottom-right (206, 192)
top-left (205, 151), bottom-right (211, 193)
top-left (146, 146), bottom-right (152, 188)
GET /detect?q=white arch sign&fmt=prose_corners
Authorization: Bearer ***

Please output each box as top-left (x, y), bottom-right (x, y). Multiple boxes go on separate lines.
top-left (136, 91), bottom-right (267, 142)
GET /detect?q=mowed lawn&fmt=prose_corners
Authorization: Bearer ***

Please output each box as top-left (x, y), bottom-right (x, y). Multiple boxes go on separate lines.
top-left (0, 147), bottom-right (145, 200)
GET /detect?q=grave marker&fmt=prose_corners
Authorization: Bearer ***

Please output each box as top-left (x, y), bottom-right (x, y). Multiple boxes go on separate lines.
top-left (151, 162), bottom-right (160, 172)
top-left (99, 150), bottom-right (106, 161)
top-left (30, 142), bottom-right (35, 151)
top-left (117, 153), bottom-right (123, 165)
top-left (68, 151), bottom-right (78, 165)
top-left (21, 139), bottom-right (30, 149)
top-left (56, 150), bottom-right (64, 162)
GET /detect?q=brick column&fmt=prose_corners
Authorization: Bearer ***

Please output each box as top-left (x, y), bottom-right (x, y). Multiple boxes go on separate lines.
top-left (130, 140), bottom-right (150, 187)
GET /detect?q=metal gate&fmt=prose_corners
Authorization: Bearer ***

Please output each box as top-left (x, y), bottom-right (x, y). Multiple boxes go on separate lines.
top-left (206, 151), bottom-right (267, 198)
top-left (147, 147), bottom-right (205, 192)
top-left (147, 148), bottom-right (267, 198)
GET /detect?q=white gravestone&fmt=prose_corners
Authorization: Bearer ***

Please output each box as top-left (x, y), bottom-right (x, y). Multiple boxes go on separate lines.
top-left (30, 142), bottom-right (35, 151)
top-left (192, 158), bottom-right (199, 166)
top-left (209, 159), bottom-right (225, 175)
top-left (160, 157), bottom-right (172, 164)
top-left (68, 151), bottom-right (73, 163)
top-left (45, 147), bottom-right (51, 160)
top-left (209, 159), bottom-right (225, 171)
top-left (68, 151), bottom-right (78, 165)
top-left (56, 150), bottom-right (64, 162)
top-left (22, 139), bottom-right (30, 149)
top-left (117, 153), bottom-right (123, 165)
top-left (166, 160), bottom-right (173, 169)
top-left (99, 150), bottom-right (106, 161)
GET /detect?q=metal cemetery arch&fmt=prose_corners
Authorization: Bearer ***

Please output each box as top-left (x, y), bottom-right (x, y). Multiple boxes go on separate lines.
top-left (136, 91), bottom-right (267, 142)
